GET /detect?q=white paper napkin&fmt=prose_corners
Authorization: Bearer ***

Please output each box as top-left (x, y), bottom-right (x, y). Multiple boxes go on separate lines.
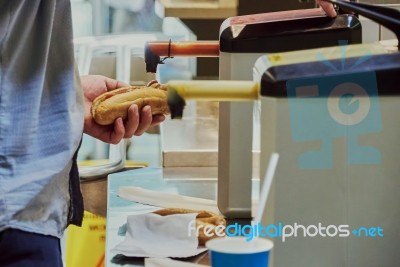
top-left (111, 212), bottom-right (207, 258)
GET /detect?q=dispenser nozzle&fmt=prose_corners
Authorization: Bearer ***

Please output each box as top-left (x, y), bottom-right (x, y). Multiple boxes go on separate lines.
top-left (325, 0), bottom-right (400, 50)
top-left (166, 80), bottom-right (260, 119)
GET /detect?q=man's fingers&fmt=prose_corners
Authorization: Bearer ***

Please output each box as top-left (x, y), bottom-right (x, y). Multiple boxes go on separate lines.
top-left (105, 77), bottom-right (129, 91)
top-left (134, 105), bottom-right (153, 136)
top-left (109, 118), bottom-right (125, 144)
top-left (124, 105), bottom-right (140, 138)
top-left (104, 105), bottom-right (165, 142)
top-left (150, 114), bottom-right (166, 127)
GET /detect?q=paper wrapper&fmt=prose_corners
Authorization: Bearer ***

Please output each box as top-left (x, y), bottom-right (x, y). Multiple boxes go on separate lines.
top-left (111, 212), bottom-right (207, 258)
top-left (118, 186), bottom-right (220, 214)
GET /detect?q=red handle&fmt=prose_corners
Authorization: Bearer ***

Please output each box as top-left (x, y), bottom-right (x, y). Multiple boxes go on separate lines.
top-left (146, 41), bottom-right (220, 57)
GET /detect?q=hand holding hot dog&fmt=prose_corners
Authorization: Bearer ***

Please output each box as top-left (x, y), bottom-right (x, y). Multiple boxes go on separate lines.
top-left (82, 75), bottom-right (165, 144)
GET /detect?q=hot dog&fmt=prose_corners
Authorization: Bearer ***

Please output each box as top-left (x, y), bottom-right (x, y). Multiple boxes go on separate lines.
top-left (91, 81), bottom-right (170, 126)
top-left (153, 208), bottom-right (226, 246)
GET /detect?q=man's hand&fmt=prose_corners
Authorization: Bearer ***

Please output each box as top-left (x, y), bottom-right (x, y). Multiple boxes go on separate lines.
top-left (317, 0), bottom-right (337, 17)
top-left (81, 75), bottom-right (165, 144)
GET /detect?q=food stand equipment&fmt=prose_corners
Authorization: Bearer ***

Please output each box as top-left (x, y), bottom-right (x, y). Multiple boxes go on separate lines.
top-left (217, 9), bottom-right (361, 218)
top-left (144, 9), bottom-right (362, 219)
top-left (257, 2), bottom-right (400, 266)
top-left (159, 1), bottom-right (400, 265)
top-left (162, 39), bottom-right (398, 267)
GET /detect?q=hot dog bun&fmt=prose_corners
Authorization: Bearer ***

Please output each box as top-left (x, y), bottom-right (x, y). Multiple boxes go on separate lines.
top-left (153, 208), bottom-right (226, 246)
top-left (91, 82), bottom-right (170, 126)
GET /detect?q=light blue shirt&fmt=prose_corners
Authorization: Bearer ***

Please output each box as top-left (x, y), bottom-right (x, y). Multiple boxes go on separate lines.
top-left (0, 0), bottom-right (84, 237)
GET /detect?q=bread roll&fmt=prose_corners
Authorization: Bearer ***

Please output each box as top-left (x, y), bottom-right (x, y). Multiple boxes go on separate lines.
top-left (153, 208), bottom-right (226, 246)
top-left (91, 82), bottom-right (170, 125)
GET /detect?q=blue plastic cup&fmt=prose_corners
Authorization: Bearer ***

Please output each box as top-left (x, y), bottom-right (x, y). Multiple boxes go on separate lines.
top-left (206, 237), bottom-right (273, 267)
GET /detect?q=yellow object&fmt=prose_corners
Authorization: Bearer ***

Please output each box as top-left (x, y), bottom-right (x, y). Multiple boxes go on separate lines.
top-left (167, 80), bottom-right (260, 101)
top-left (267, 42), bottom-right (389, 66)
top-left (65, 211), bottom-right (106, 267)
top-left (78, 159), bottom-right (148, 168)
